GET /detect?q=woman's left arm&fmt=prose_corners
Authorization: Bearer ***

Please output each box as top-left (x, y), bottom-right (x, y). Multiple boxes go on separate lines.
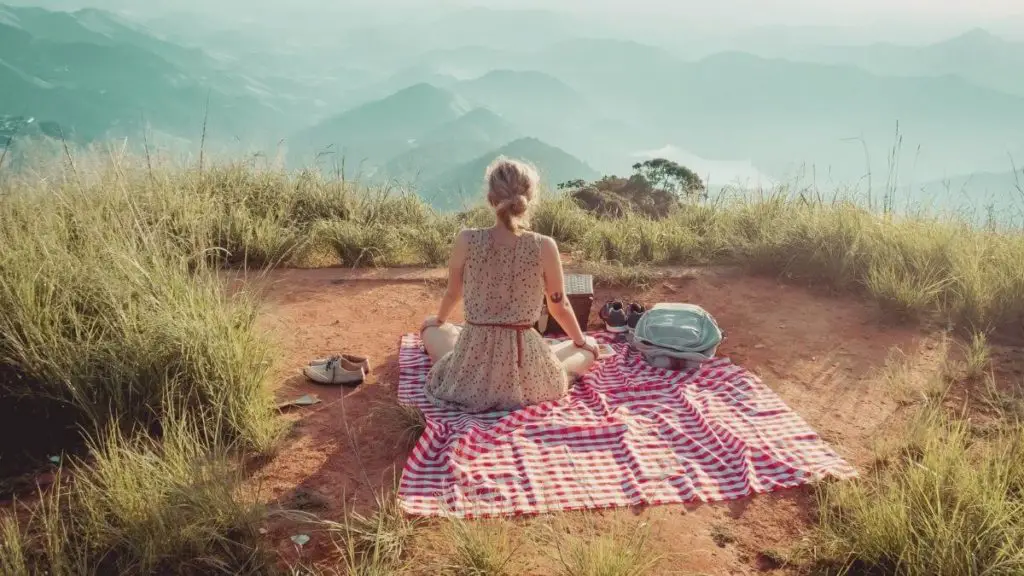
top-left (432, 230), bottom-right (470, 325)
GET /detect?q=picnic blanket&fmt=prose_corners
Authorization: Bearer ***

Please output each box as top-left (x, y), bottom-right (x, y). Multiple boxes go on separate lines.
top-left (397, 332), bottom-right (856, 518)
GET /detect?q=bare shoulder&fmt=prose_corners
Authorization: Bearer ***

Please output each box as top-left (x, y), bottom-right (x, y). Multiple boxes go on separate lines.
top-left (533, 232), bottom-right (559, 258)
top-left (449, 229), bottom-right (476, 259)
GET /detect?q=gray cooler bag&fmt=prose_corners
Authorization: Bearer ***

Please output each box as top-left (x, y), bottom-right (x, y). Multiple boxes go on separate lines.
top-left (630, 303), bottom-right (724, 368)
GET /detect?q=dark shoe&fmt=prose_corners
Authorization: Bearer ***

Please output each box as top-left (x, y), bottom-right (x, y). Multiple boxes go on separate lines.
top-left (599, 300), bottom-right (629, 333)
top-left (626, 303), bottom-right (646, 332)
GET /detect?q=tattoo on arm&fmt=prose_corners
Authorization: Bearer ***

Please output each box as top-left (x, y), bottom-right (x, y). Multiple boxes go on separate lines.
top-left (550, 292), bottom-right (564, 304)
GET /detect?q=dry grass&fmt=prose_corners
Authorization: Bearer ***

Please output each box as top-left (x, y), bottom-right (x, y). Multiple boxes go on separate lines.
top-left (336, 492), bottom-right (420, 572)
top-left (578, 261), bottom-right (657, 290)
top-left (540, 516), bottom-right (661, 576)
top-left (281, 490), bottom-right (421, 576)
top-left (368, 398), bottom-right (427, 452)
top-left (0, 413), bottom-right (272, 575)
top-left (0, 512), bottom-right (28, 576)
top-left (812, 333), bottom-right (1024, 576)
top-left (877, 339), bottom-right (951, 407)
top-left (0, 157), bottom-right (285, 572)
top-left (6, 155), bottom-right (1020, 332)
top-left (444, 520), bottom-right (519, 576)
top-left (962, 331), bottom-right (993, 382)
top-left (814, 405), bottom-right (1024, 576)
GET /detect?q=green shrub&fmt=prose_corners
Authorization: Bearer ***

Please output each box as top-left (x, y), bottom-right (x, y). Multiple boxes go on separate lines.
top-left (532, 197), bottom-right (592, 246)
top-left (316, 221), bottom-right (402, 267)
top-left (404, 216), bottom-right (461, 267)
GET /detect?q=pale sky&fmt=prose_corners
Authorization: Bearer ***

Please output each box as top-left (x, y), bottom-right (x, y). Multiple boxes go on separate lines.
top-left (14, 0), bottom-right (1024, 20)
top-left (9, 0), bottom-right (1024, 36)
top-left (486, 0), bottom-right (1024, 26)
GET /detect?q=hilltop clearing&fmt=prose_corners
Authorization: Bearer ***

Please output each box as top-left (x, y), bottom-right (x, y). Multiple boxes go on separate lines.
top-left (2, 161), bottom-right (1024, 575)
top-left (243, 266), bottom-right (944, 574)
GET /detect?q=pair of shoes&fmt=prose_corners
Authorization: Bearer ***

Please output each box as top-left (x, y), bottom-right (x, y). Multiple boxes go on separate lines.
top-left (303, 355), bottom-right (369, 386)
top-left (309, 354), bottom-right (370, 373)
top-left (599, 301), bottom-right (646, 333)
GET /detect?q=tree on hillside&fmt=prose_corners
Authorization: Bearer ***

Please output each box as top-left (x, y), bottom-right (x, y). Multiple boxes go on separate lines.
top-left (631, 158), bottom-right (705, 201)
top-left (557, 179), bottom-right (587, 191)
top-left (558, 158), bottom-right (703, 220)
top-left (560, 173), bottom-right (678, 219)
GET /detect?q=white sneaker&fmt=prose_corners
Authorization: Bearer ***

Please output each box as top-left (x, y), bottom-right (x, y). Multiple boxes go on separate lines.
top-left (308, 354), bottom-right (370, 372)
top-left (303, 358), bottom-right (365, 386)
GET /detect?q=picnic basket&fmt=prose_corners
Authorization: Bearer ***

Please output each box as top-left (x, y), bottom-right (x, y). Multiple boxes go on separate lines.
top-left (535, 274), bottom-right (594, 336)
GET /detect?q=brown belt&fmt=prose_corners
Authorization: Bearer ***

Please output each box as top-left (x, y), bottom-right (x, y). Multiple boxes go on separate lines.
top-left (466, 321), bottom-right (533, 367)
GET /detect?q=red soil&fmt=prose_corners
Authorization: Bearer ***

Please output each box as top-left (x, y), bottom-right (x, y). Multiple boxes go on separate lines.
top-left (239, 266), bottom-right (938, 574)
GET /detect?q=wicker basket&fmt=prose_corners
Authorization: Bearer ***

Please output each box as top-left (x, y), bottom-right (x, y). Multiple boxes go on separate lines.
top-left (535, 274), bottom-right (594, 336)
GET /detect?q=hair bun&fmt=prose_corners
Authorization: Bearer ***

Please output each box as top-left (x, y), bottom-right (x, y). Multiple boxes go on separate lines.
top-left (505, 195), bottom-right (528, 216)
top-left (486, 156), bottom-right (538, 231)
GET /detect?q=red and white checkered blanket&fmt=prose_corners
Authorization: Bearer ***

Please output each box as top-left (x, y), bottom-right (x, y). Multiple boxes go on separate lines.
top-left (397, 333), bottom-right (856, 518)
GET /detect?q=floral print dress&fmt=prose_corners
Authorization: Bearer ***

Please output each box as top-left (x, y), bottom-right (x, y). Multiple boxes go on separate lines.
top-left (424, 229), bottom-right (568, 412)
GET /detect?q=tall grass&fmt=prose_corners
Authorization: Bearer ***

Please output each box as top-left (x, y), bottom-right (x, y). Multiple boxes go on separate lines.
top-left (0, 412), bottom-right (272, 575)
top-left (0, 178), bottom-right (281, 452)
top-left (815, 406), bottom-right (1024, 575)
top-left (280, 490), bottom-right (422, 576)
top-left (0, 157), bottom-right (287, 570)
top-left (0, 513), bottom-right (29, 576)
top-left (8, 156), bottom-right (1022, 331)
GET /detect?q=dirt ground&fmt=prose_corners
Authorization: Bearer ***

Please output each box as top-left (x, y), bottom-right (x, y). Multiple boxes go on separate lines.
top-left (237, 265), bottom-right (943, 574)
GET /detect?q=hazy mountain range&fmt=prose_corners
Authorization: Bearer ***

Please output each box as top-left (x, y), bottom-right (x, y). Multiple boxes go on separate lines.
top-left (2, 2), bottom-right (1023, 216)
top-left (0, 3), bottom-right (323, 147)
top-left (419, 137), bottom-right (600, 212)
top-left (745, 28), bottom-right (1024, 97)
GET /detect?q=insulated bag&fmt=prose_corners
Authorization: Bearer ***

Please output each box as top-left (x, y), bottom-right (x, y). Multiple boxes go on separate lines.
top-left (630, 303), bottom-right (723, 368)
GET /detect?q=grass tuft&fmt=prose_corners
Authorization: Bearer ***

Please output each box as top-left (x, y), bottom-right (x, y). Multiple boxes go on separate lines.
top-left (0, 512), bottom-right (28, 576)
top-left (445, 520), bottom-right (518, 576)
top-left (369, 398), bottom-right (427, 451)
top-left (544, 518), bottom-right (660, 576)
top-left (316, 221), bottom-right (402, 268)
top-left (0, 158), bottom-right (283, 573)
top-left (405, 216), bottom-right (462, 267)
top-left (300, 490), bottom-right (421, 576)
top-left (581, 262), bottom-right (655, 291)
top-left (963, 331), bottom-right (992, 382)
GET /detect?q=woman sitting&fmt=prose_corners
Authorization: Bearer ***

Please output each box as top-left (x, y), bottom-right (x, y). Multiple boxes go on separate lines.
top-left (420, 157), bottom-right (600, 413)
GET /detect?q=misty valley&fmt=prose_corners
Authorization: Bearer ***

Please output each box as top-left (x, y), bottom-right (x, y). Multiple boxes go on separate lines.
top-left (2, 2), bottom-right (1023, 220)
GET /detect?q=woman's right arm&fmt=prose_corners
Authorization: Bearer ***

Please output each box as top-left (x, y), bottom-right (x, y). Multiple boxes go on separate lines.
top-left (539, 236), bottom-right (598, 355)
top-left (430, 230), bottom-right (470, 325)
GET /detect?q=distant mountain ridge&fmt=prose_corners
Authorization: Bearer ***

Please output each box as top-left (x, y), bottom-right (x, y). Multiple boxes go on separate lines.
top-left (769, 28), bottom-right (1024, 97)
top-left (287, 81), bottom-right (597, 211)
top-left (517, 41), bottom-right (1024, 182)
top-left (0, 4), bottom-right (208, 71)
top-left (289, 83), bottom-right (472, 168)
top-left (453, 69), bottom-right (590, 136)
top-left (915, 168), bottom-right (1023, 201)
top-left (382, 107), bottom-right (521, 183)
top-left (0, 3), bottom-right (291, 146)
top-left (420, 137), bottom-right (600, 211)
